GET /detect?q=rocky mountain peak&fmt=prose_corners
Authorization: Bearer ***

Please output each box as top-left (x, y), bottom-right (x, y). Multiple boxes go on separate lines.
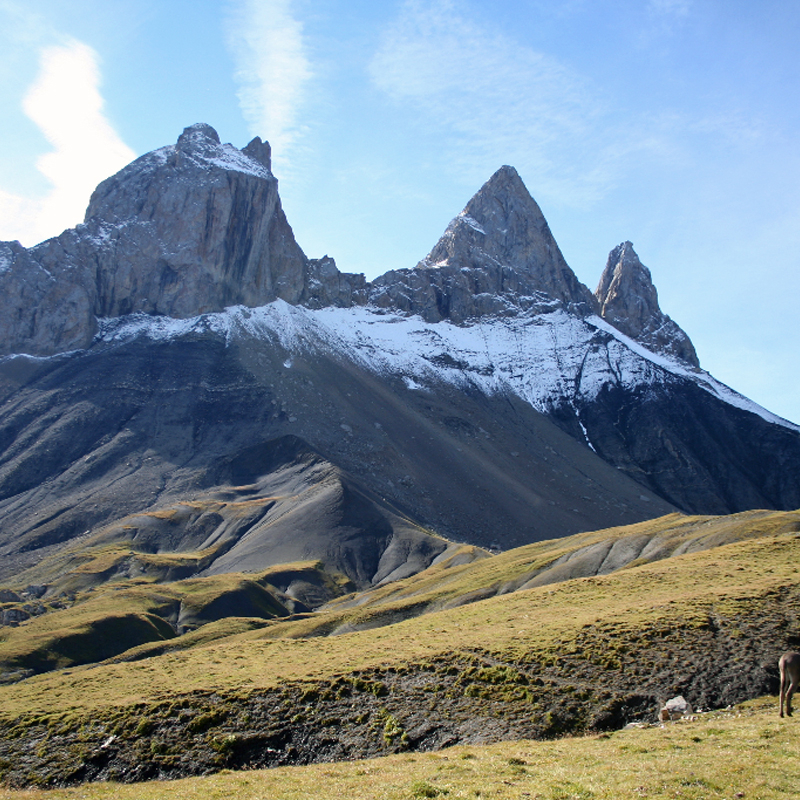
top-left (595, 241), bottom-right (699, 367)
top-left (176, 122), bottom-right (221, 146)
top-left (2, 125), bottom-right (699, 367)
top-left (419, 166), bottom-right (597, 310)
top-left (84, 123), bottom-right (274, 226)
top-left (0, 124), bottom-right (366, 357)
top-left (78, 122), bottom-right (312, 319)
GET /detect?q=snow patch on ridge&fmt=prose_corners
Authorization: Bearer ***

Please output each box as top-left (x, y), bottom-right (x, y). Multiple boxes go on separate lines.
top-left (202, 143), bottom-right (272, 179)
top-left (138, 141), bottom-right (272, 181)
top-left (585, 316), bottom-right (797, 429)
top-left (459, 214), bottom-right (486, 234)
top-left (96, 301), bottom-right (800, 433)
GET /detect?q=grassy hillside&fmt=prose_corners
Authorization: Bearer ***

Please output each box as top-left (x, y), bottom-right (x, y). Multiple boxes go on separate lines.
top-left (0, 510), bottom-right (799, 787)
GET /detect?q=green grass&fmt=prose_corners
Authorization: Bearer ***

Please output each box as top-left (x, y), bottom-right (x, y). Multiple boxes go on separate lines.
top-left (1, 698), bottom-right (798, 800)
top-left (1, 511), bottom-right (799, 717)
top-left (1, 509), bottom-right (800, 790)
top-left (0, 562), bottom-right (355, 679)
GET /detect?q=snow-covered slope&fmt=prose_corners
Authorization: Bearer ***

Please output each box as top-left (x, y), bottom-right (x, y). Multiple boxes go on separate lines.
top-left (98, 300), bottom-right (799, 435)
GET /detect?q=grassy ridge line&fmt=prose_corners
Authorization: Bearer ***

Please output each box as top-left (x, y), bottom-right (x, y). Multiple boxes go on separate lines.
top-left (283, 509), bottom-right (800, 634)
top-left (1, 699), bottom-right (798, 800)
top-left (2, 509), bottom-right (793, 680)
top-left (1, 530), bottom-right (798, 718)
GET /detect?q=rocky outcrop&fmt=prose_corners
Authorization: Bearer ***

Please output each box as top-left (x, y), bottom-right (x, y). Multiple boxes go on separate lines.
top-left (595, 241), bottom-right (699, 367)
top-left (0, 124), bottom-right (366, 357)
top-left (370, 166), bottom-right (598, 321)
top-left (0, 239), bottom-right (96, 355)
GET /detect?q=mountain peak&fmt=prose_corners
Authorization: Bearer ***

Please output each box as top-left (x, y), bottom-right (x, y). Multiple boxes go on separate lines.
top-left (419, 167), bottom-right (598, 309)
top-left (0, 124), bottom-right (314, 355)
top-left (177, 122), bottom-right (221, 146)
top-left (595, 241), bottom-right (699, 367)
top-left (475, 164), bottom-right (525, 193)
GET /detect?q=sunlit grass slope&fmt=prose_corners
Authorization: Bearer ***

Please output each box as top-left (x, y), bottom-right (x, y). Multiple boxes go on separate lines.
top-left (0, 559), bottom-right (360, 680)
top-left (1, 509), bottom-right (798, 718)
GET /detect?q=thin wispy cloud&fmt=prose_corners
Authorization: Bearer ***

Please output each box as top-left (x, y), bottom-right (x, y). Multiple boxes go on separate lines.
top-left (368, 0), bottom-right (723, 211)
top-left (641, 0), bottom-right (692, 40)
top-left (648, 0), bottom-right (691, 19)
top-left (368, 0), bottom-right (622, 206)
top-left (225, 0), bottom-right (312, 171)
top-left (0, 39), bottom-right (135, 246)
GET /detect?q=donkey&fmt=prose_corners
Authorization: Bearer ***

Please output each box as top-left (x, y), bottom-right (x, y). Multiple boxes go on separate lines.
top-left (779, 651), bottom-right (800, 717)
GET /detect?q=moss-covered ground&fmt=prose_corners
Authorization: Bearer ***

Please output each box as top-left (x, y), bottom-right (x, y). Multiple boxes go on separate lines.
top-left (2, 698), bottom-right (799, 800)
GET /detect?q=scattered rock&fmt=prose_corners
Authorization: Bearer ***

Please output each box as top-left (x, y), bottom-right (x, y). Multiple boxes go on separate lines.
top-left (1, 607), bottom-right (29, 626)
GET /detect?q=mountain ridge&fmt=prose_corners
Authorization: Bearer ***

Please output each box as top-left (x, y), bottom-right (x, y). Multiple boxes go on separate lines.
top-left (2, 124), bottom-right (693, 369)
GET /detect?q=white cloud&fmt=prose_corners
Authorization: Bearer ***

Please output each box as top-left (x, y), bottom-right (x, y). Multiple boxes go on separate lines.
top-left (0, 39), bottom-right (135, 246)
top-left (225, 0), bottom-right (312, 170)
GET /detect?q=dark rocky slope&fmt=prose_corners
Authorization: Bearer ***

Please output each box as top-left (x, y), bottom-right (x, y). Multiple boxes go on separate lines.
top-left (0, 327), bottom-right (674, 585)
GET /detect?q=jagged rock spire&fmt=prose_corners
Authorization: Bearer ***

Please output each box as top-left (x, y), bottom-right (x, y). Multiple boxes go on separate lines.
top-left (596, 241), bottom-right (699, 367)
top-left (420, 166), bottom-right (598, 309)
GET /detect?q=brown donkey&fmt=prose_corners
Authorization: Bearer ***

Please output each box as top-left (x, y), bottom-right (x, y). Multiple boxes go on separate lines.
top-left (779, 651), bottom-right (800, 717)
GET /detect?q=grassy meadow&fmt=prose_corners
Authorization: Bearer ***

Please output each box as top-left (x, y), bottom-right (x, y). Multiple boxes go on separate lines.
top-left (2, 509), bottom-right (799, 717)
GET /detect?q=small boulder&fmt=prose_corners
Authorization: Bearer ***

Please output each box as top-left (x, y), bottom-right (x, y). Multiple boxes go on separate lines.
top-left (659, 695), bottom-right (693, 721)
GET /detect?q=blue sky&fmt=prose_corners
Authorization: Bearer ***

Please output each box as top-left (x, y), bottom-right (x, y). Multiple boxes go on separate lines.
top-left (1, 0), bottom-right (799, 424)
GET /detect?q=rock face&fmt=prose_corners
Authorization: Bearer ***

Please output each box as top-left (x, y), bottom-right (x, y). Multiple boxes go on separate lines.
top-left (0, 239), bottom-right (96, 357)
top-left (370, 166), bottom-right (598, 321)
top-left (595, 241), bottom-right (699, 367)
top-left (0, 124), bottom-right (366, 357)
top-left (83, 122), bottom-right (310, 317)
top-left (422, 166), bottom-right (597, 308)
